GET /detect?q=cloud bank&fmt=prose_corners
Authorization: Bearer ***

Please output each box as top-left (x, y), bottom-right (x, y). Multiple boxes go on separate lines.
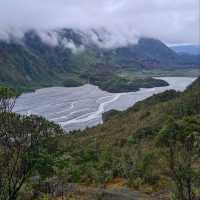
top-left (0, 0), bottom-right (199, 47)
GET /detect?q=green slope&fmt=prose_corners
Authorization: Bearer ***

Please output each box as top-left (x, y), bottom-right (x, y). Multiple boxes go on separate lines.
top-left (54, 77), bottom-right (200, 196)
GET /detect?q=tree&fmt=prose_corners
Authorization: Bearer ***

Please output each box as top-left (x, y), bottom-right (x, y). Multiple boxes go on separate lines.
top-left (157, 116), bottom-right (200, 200)
top-left (0, 86), bottom-right (18, 113)
top-left (0, 86), bottom-right (64, 200)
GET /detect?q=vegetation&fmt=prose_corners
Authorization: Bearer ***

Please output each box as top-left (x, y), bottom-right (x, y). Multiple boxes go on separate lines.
top-left (0, 87), bottom-right (64, 200)
top-left (80, 65), bottom-right (169, 92)
top-left (49, 77), bottom-right (200, 199)
top-left (157, 116), bottom-right (200, 200)
top-left (0, 78), bottom-right (200, 199)
top-left (0, 29), bottom-right (200, 199)
top-left (0, 86), bottom-right (18, 112)
top-left (0, 31), bottom-right (199, 93)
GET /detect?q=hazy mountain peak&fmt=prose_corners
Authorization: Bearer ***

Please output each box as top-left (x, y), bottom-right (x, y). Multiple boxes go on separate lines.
top-left (171, 45), bottom-right (200, 55)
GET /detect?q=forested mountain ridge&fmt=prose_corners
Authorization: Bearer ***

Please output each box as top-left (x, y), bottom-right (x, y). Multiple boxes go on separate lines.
top-left (0, 29), bottom-right (199, 92)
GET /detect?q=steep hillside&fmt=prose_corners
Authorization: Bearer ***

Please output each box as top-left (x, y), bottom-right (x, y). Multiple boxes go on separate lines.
top-left (52, 77), bottom-right (200, 198)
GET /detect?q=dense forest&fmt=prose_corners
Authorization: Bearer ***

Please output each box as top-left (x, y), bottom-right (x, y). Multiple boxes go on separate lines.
top-left (0, 77), bottom-right (200, 199)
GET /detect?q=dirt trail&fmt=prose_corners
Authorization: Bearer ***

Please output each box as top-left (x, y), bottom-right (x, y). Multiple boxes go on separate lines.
top-left (64, 185), bottom-right (154, 200)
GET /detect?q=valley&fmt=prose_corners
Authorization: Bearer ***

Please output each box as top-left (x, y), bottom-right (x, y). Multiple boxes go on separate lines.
top-left (1, 1), bottom-right (200, 199)
top-left (14, 77), bottom-right (196, 132)
top-left (0, 26), bottom-right (199, 200)
top-left (0, 30), bottom-right (199, 93)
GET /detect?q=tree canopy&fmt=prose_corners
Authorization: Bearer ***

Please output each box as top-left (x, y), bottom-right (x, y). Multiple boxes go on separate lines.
top-left (157, 116), bottom-right (200, 200)
top-left (0, 86), bottom-right (64, 200)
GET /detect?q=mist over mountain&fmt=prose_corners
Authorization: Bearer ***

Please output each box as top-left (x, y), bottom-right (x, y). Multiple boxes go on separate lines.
top-left (1, 28), bottom-right (140, 50)
top-left (0, 0), bottom-right (199, 47)
top-left (0, 28), bottom-right (199, 93)
top-left (1, 1), bottom-right (200, 199)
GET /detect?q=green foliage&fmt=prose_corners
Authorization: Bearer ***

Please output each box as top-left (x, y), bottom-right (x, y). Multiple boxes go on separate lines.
top-left (1, 33), bottom-right (198, 93)
top-left (0, 86), bottom-right (18, 98)
top-left (157, 116), bottom-right (200, 200)
top-left (0, 86), bottom-right (18, 112)
top-left (49, 77), bottom-right (200, 196)
top-left (81, 65), bottom-right (169, 93)
top-left (63, 77), bottom-right (85, 87)
top-left (0, 85), bottom-right (64, 200)
top-left (1, 77), bottom-right (200, 199)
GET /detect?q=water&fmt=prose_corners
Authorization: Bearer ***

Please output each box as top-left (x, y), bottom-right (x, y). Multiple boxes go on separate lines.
top-left (14, 77), bottom-right (196, 132)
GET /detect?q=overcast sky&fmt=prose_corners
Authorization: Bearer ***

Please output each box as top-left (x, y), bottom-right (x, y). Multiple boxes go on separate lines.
top-left (0, 0), bottom-right (199, 46)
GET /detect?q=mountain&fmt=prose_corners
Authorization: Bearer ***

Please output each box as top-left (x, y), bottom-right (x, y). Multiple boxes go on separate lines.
top-left (171, 45), bottom-right (200, 55)
top-left (109, 38), bottom-right (200, 68)
top-left (0, 29), bottom-right (199, 92)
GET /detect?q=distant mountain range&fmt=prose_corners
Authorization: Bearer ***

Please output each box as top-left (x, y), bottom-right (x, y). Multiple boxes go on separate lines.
top-left (171, 45), bottom-right (200, 55)
top-left (0, 29), bottom-right (199, 92)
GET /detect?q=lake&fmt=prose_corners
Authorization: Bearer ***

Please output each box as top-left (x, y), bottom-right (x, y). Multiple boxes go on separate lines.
top-left (14, 77), bottom-right (196, 132)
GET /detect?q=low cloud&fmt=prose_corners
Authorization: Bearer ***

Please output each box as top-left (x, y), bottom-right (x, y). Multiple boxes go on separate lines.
top-left (38, 31), bottom-right (59, 47)
top-left (0, 0), bottom-right (199, 47)
top-left (61, 39), bottom-right (85, 54)
top-left (36, 30), bottom-right (85, 53)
